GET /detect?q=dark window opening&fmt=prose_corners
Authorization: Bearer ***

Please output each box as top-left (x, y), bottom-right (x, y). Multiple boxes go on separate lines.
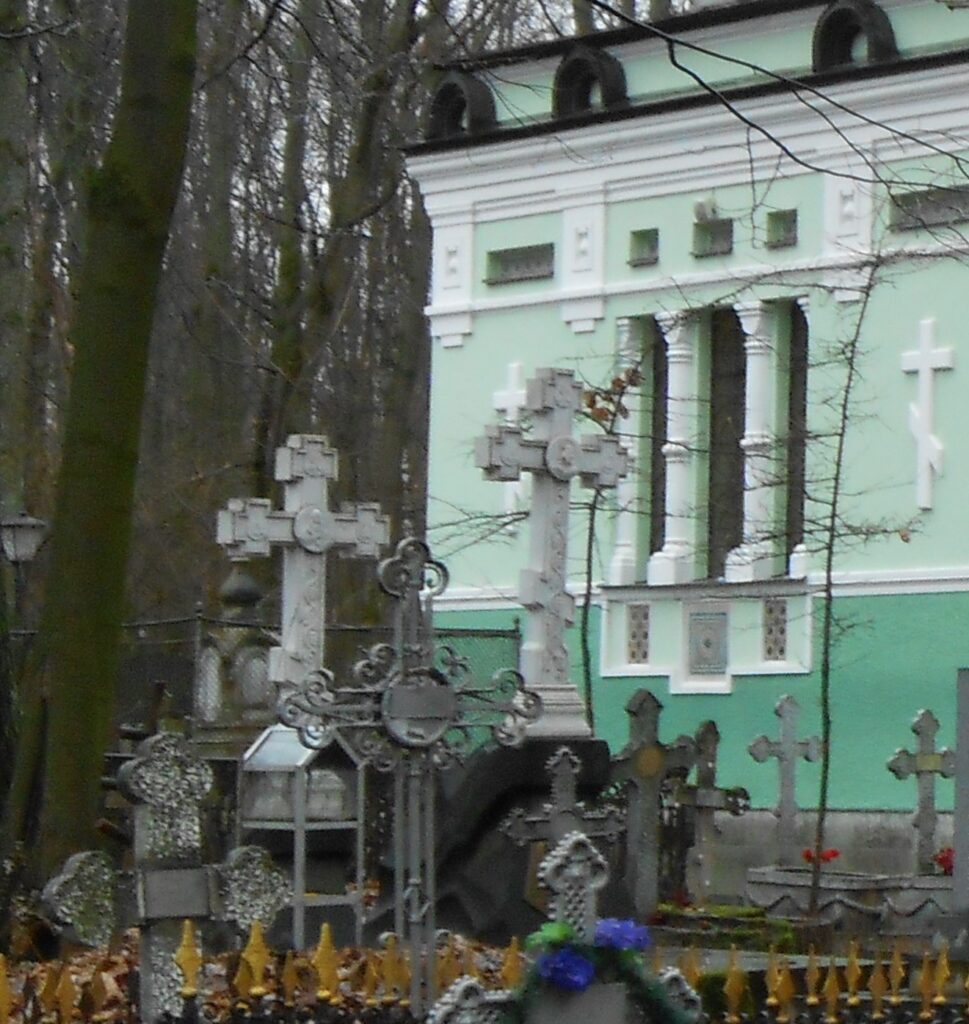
top-left (647, 319), bottom-right (668, 556)
top-left (785, 302), bottom-right (808, 561)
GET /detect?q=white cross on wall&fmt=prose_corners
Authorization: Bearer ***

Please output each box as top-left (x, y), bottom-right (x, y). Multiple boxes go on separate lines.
top-left (901, 318), bottom-right (954, 510)
top-left (492, 362), bottom-right (529, 531)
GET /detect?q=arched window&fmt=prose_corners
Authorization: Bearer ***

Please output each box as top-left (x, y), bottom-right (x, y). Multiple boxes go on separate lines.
top-left (425, 71), bottom-right (497, 141)
top-left (552, 46), bottom-right (627, 118)
top-left (812, 0), bottom-right (898, 72)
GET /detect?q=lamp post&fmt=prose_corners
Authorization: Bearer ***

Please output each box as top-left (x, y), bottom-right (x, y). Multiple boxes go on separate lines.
top-left (1, 512), bottom-right (47, 626)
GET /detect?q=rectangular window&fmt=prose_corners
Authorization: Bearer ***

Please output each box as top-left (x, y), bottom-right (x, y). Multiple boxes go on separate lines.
top-left (763, 598), bottom-right (788, 661)
top-left (647, 319), bottom-right (668, 555)
top-left (707, 309), bottom-right (746, 579)
top-left (629, 228), bottom-right (659, 267)
top-left (485, 243), bottom-right (554, 284)
top-left (627, 604), bottom-right (650, 664)
top-left (688, 610), bottom-right (729, 675)
top-left (890, 186), bottom-right (969, 232)
top-left (692, 218), bottom-right (733, 258)
top-left (766, 209), bottom-right (798, 249)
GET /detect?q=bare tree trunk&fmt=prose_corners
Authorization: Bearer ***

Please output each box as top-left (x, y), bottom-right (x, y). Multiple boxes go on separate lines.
top-left (4, 0), bottom-right (198, 883)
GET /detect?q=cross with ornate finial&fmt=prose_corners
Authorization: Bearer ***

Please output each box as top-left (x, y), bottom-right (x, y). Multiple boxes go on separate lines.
top-left (748, 695), bottom-right (820, 866)
top-left (501, 745), bottom-right (625, 850)
top-left (610, 690), bottom-right (697, 916)
top-left (476, 367), bottom-right (628, 738)
top-left (217, 434), bottom-right (390, 691)
top-left (888, 708), bottom-right (955, 873)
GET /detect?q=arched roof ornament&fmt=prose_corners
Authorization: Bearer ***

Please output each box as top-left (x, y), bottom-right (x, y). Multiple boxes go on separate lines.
top-left (425, 71), bottom-right (497, 141)
top-left (812, 0), bottom-right (898, 72)
top-left (552, 45), bottom-right (628, 118)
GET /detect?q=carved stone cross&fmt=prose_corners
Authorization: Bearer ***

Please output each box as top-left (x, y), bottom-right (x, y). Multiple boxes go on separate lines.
top-left (493, 361), bottom-right (529, 532)
top-left (218, 434), bottom-right (390, 690)
top-left (501, 746), bottom-right (624, 850)
top-left (901, 318), bottom-right (953, 510)
top-left (538, 831), bottom-right (608, 943)
top-left (748, 695), bottom-right (820, 866)
top-left (675, 721), bottom-right (749, 903)
top-left (610, 690), bottom-right (697, 917)
top-left (476, 367), bottom-right (628, 737)
top-left (888, 708), bottom-right (955, 873)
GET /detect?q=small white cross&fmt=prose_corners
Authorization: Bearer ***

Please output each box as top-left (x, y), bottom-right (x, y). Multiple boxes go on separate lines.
top-left (901, 318), bottom-right (954, 510)
top-left (492, 362), bottom-right (529, 530)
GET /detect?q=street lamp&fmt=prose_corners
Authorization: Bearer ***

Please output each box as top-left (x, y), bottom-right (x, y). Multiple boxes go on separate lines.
top-left (1, 512), bottom-right (47, 627)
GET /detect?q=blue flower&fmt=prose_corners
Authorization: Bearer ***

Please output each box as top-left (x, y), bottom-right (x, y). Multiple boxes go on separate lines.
top-left (594, 918), bottom-right (651, 951)
top-left (535, 948), bottom-right (596, 991)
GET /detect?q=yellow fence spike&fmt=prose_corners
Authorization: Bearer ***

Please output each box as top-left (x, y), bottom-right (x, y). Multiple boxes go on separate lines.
top-left (174, 920), bottom-right (203, 999)
top-left (281, 951), bottom-right (298, 1007)
top-left (500, 937), bottom-right (524, 990)
top-left (40, 964), bottom-right (61, 1014)
top-left (0, 954), bottom-right (12, 1024)
top-left (362, 954), bottom-right (380, 1007)
top-left (724, 946), bottom-right (746, 1024)
top-left (776, 961), bottom-right (796, 1024)
top-left (313, 923), bottom-right (340, 1001)
top-left (919, 952), bottom-right (934, 1021)
top-left (381, 936), bottom-right (408, 1002)
top-left (846, 940), bottom-right (862, 1008)
top-left (232, 957), bottom-right (253, 1000)
top-left (933, 942), bottom-right (950, 1005)
top-left (679, 946), bottom-right (701, 990)
top-left (822, 957), bottom-right (840, 1024)
top-left (889, 944), bottom-right (905, 1006)
top-left (242, 921), bottom-right (272, 999)
top-left (868, 954), bottom-right (888, 1020)
top-left (805, 947), bottom-right (820, 1007)
top-left (55, 969), bottom-right (75, 1024)
top-left (89, 971), bottom-right (108, 1013)
top-left (765, 947), bottom-right (780, 1009)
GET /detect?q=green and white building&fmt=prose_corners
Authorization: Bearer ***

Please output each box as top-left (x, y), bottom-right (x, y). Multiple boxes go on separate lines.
top-left (406, 0), bottom-right (969, 820)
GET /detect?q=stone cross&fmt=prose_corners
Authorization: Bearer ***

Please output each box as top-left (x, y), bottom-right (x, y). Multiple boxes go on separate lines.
top-left (537, 831), bottom-right (608, 943)
top-left (476, 367), bottom-right (628, 737)
top-left (493, 361), bottom-right (529, 532)
top-left (901, 318), bottom-right (953, 510)
top-left (217, 434), bottom-right (390, 690)
top-left (501, 746), bottom-right (625, 850)
top-left (44, 734), bottom-right (290, 1023)
top-left (610, 690), bottom-right (697, 917)
top-left (952, 670), bottom-right (969, 928)
top-left (675, 721), bottom-right (749, 903)
top-left (748, 695), bottom-right (821, 866)
top-left (888, 708), bottom-right (955, 874)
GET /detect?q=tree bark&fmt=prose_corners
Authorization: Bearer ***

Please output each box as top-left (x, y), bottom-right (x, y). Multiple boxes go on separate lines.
top-left (3, 0), bottom-right (198, 882)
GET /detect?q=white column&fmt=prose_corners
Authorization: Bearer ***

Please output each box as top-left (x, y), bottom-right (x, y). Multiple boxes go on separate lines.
top-left (726, 300), bottom-right (778, 582)
top-left (647, 311), bottom-right (697, 585)
top-left (609, 318), bottom-right (640, 585)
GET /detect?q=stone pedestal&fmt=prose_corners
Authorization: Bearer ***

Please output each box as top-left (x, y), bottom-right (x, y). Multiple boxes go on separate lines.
top-left (527, 983), bottom-right (634, 1024)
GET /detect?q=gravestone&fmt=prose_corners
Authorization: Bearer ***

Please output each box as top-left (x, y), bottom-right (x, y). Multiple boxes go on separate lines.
top-left (888, 708), bottom-right (955, 874)
top-left (218, 434), bottom-right (390, 693)
top-left (610, 690), bottom-right (697, 917)
top-left (476, 367), bottom-right (628, 738)
top-left (675, 721), bottom-right (749, 903)
top-left (43, 734), bottom-right (290, 1023)
top-left (748, 694), bottom-right (820, 866)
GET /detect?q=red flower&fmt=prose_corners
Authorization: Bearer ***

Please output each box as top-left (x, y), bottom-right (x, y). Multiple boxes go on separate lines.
top-left (934, 847), bottom-right (954, 875)
top-left (802, 847), bottom-right (841, 864)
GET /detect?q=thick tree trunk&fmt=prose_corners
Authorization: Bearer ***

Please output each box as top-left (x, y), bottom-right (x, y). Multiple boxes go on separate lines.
top-left (3, 0), bottom-right (198, 883)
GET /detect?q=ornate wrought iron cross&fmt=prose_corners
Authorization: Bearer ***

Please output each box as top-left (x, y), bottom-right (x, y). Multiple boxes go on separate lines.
top-left (279, 536), bottom-right (540, 1014)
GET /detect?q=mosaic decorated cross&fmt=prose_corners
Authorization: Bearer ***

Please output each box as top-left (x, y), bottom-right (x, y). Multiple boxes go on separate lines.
top-left (888, 708), bottom-right (955, 874)
top-left (501, 745), bottom-right (625, 851)
top-left (537, 831), bottom-right (609, 943)
top-left (675, 721), bottom-right (749, 903)
top-left (748, 694), bottom-right (820, 866)
top-left (610, 690), bottom-right (697, 917)
top-left (279, 536), bottom-right (540, 1014)
top-left (476, 367), bottom-right (629, 738)
top-left (218, 434), bottom-right (390, 690)
top-left (44, 734), bottom-right (290, 1023)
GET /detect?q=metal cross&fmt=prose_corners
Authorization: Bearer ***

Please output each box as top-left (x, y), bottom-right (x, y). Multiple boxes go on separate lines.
top-left (475, 367), bottom-right (628, 738)
top-left (674, 721), bottom-right (749, 903)
top-left (748, 694), bottom-right (820, 866)
top-left (901, 318), bottom-right (954, 510)
top-left (610, 690), bottom-right (697, 917)
top-left (217, 434), bottom-right (390, 690)
top-left (278, 536), bottom-right (540, 1014)
top-left (888, 708), bottom-right (955, 873)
